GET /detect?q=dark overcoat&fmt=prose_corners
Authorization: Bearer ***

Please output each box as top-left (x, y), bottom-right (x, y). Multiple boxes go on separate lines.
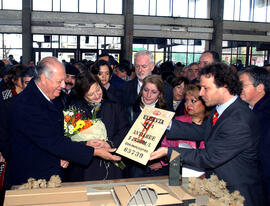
top-left (9, 80), bottom-right (94, 186)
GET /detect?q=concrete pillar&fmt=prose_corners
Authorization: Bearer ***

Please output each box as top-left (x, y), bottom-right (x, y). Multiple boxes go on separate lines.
top-left (121, 0), bottom-right (133, 64)
top-left (209, 0), bottom-right (224, 58)
top-left (22, 0), bottom-right (32, 65)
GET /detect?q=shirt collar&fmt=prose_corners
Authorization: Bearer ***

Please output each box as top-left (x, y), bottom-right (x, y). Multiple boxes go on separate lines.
top-left (216, 95), bottom-right (238, 117)
top-left (35, 82), bottom-right (51, 102)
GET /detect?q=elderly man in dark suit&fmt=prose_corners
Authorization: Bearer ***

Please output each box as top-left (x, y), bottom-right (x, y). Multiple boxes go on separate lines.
top-left (239, 67), bottom-right (270, 205)
top-left (121, 50), bottom-right (173, 119)
top-left (150, 63), bottom-right (265, 206)
top-left (9, 56), bottom-right (121, 186)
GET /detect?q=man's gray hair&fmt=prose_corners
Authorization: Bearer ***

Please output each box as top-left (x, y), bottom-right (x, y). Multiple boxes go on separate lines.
top-left (134, 50), bottom-right (154, 66)
top-left (34, 57), bottom-right (61, 81)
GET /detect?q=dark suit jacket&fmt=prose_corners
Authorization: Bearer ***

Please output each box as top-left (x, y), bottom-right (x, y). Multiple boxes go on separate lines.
top-left (253, 93), bottom-right (270, 205)
top-left (121, 77), bottom-right (173, 112)
top-left (167, 98), bottom-right (264, 206)
top-left (9, 80), bottom-right (94, 186)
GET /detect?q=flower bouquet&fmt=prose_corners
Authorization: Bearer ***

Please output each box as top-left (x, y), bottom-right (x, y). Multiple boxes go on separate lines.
top-left (63, 106), bottom-right (125, 170)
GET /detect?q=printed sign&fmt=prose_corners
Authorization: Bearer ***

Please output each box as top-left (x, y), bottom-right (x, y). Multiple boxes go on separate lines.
top-left (116, 106), bottom-right (175, 165)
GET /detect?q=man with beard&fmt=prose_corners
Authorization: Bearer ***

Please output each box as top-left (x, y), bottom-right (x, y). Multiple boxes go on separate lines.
top-left (63, 64), bottom-right (79, 94)
top-left (121, 50), bottom-right (173, 118)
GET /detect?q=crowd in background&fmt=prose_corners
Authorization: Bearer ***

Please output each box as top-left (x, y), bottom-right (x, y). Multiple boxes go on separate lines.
top-left (0, 50), bottom-right (269, 205)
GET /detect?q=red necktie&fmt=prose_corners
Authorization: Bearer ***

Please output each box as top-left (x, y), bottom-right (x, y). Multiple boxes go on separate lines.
top-left (212, 110), bottom-right (219, 126)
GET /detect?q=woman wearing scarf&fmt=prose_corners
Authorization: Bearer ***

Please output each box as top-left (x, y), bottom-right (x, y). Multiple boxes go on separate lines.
top-left (65, 72), bottom-right (129, 181)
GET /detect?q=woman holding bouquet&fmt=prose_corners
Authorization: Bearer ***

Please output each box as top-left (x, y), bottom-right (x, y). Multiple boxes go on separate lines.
top-left (127, 74), bottom-right (170, 177)
top-left (65, 72), bottom-right (129, 181)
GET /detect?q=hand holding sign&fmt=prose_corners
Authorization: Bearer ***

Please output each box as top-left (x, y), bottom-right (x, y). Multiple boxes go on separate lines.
top-left (116, 106), bottom-right (174, 165)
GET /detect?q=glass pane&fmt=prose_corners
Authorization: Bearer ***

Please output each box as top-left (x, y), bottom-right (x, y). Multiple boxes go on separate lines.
top-left (33, 0), bottom-right (52, 11)
top-left (97, 0), bottom-right (104, 13)
top-left (188, 0), bottom-right (195, 18)
top-left (195, 0), bottom-right (208, 18)
top-left (172, 40), bottom-right (187, 52)
top-left (251, 55), bottom-right (265, 66)
top-left (267, 4), bottom-right (270, 22)
top-left (155, 52), bottom-right (164, 64)
top-left (58, 52), bottom-right (74, 63)
top-left (61, 0), bottom-right (78, 12)
top-left (222, 54), bottom-right (232, 64)
top-left (82, 52), bottom-right (97, 61)
top-left (187, 40), bottom-right (194, 53)
top-left (105, 37), bottom-right (121, 50)
top-left (148, 44), bottom-right (155, 51)
top-left (172, 53), bottom-right (187, 65)
top-left (98, 36), bottom-right (105, 49)
top-left (231, 54), bottom-right (237, 64)
top-left (105, 0), bottom-right (122, 14)
top-left (157, 0), bottom-right (171, 16)
top-left (41, 52), bottom-right (53, 61)
top-left (0, 49), bottom-right (3, 59)
top-left (149, 0), bottom-right (156, 15)
top-left (194, 40), bottom-right (205, 53)
top-left (3, 0), bottom-right (22, 10)
top-left (173, 0), bottom-right (188, 17)
top-left (238, 47), bottom-right (247, 54)
top-left (187, 53), bottom-right (195, 65)
top-left (53, 0), bottom-right (60, 11)
top-left (234, 0), bottom-right (240, 20)
top-left (80, 0), bottom-right (96, 13)
top-left (51, 36), bottom-right (59, 48)
top-left (254, 0), bottom-right (267, 22)
top-left (237, 55), bottom-right (246, 65)
top-left (193, 53), bottom-right (201, 63)
top-left (224, 0), bottom-right (234, 20)
top-left (134, 0), bottom-right (149, 15)
top-left (81, 36), bottom-right (97, 49)
top-left (5, 49), bottom-right (21, 61)
top-left (4, 34), bottom-right (22, 48)
top-left (0, 34), bottom-right (2, 48)
top-left (60, 36), bottom-right (77, 48)
top-left (240, 0), bottom-right (251, 21)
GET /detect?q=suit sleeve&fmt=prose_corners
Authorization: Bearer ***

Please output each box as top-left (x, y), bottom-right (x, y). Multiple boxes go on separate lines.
top-left (168, 119), bottom-right (255, 169)
top-left (166, 118), bottom-right (207, 142)
top-left (14, 105), bottom-right (94, 166)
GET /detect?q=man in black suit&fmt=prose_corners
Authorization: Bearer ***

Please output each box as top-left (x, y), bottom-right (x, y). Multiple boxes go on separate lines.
top-left (239, 67), bottom-right (270, 205)
top-left (9, 57), bottom-right (121, 186)
top-left (121, 50), bottom-right (173, 117)
top-left (150, 63), bottom-right (265, 206)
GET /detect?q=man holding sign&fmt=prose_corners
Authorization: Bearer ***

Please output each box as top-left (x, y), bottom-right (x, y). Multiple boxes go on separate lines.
top-left (150, 63), bottom-right (265, 206)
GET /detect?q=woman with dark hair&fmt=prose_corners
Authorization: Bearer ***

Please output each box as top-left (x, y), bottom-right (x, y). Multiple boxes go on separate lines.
top-left (127, 74), bottom-right (170, 177)
top-left (1, 64), bottom-right (26, 100)
top-left (65, 71), bottom-right (129, 181)
top-left (91, 60), bottom-right (121, 102)
top-left (171, 76), bottom-right (190, 116)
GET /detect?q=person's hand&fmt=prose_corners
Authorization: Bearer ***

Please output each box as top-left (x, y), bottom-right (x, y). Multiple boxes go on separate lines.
top-left (94, 148), bottom-right (121, 161)
top-left (149, 147), bottom-right (168, 161)
top-left (0, 152), bottom-right (5, 163)
top-left (148, 162), bottom-right (162, 170)
top-left (86, 140), bottom-right (111, 149)
top-left (60, 160), bottom-right (69, 168)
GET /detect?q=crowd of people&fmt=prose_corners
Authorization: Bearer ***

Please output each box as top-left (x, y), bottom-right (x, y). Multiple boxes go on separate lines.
top-left (0, 50), bottom-right (269, 206)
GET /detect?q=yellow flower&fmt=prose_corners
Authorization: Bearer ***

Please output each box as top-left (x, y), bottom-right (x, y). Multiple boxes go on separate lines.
top-left (74, 120), bottom-right (85, 131)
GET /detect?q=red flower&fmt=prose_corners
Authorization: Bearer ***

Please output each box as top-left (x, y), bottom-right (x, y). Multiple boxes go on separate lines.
top-left (75, 113), bottom-right (82, 120)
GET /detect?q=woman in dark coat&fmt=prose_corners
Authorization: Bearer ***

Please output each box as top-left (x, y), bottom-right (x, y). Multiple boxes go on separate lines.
top-left (65, 72), bottom-right (129, 181)
top-left (127, 74), bottom-right (170, 178)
